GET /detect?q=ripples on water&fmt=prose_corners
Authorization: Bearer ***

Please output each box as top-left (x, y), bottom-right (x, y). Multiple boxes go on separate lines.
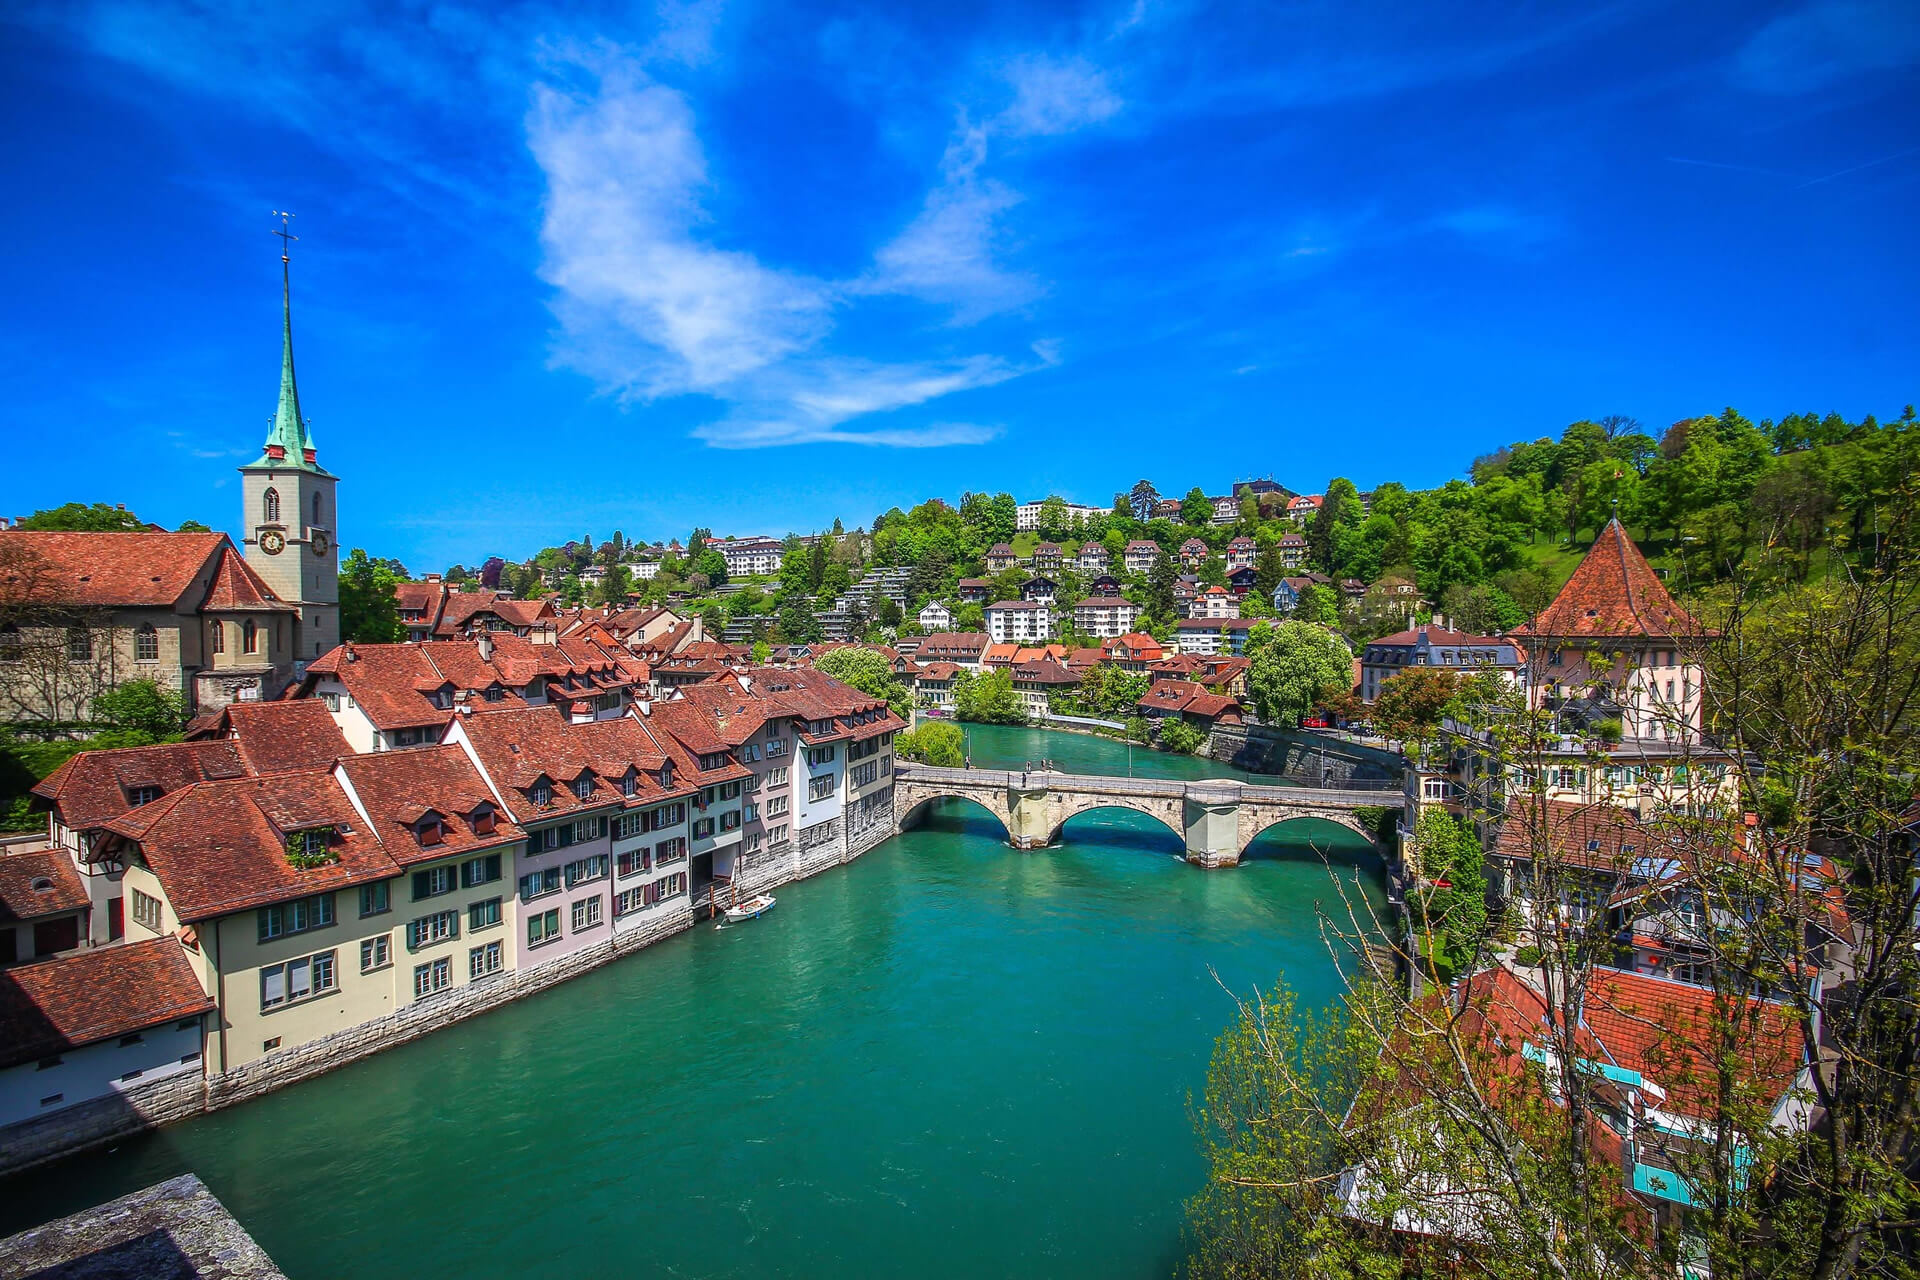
top-left (0, 726), bottom-right (1382, 1279)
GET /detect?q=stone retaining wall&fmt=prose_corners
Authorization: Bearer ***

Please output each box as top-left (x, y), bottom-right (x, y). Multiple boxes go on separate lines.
top-left (0, 905), bottom-right (694, 1177)
top-left (0, 807), bottom-right (912, 1177)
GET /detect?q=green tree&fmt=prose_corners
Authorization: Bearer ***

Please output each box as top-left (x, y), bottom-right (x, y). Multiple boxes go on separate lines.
top-left (814, 646), bottom-right (909, 716)
top-left (895, 721), bottom-right (964, 766)
top-left (1145, 556), bottom-right (1179, 623)
top-left (1292, 582), bottom-right (1340, 626)
top-left (777, 592), bottom-right (823, 644)
top-left (17, 502), bottom-right (149, 531)
top-left (1244, 621), bottom-right (1350, 724)
top-left (1128, 480), bottom-right (1160, 522)
top-left (1181, 486), bottom-right (1214, 527)
top-left (1157, 718), bottom-right (1205, 754)
top-left (1368, 667), bottom-right (1466, 745)
top-left (90, 679), bottom-right (186, 738)
top-left (175, 519), bottom-right (212, 533)
top-left (338, 548), bottom-right (405, 644)
top-left (953, 667), bottom-right (1025, 725)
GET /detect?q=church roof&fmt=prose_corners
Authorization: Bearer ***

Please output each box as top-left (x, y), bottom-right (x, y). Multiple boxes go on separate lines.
top-left (201, 543), bottom-right (296, 612)
top-left (0, 531), bottom-right (279, 611)
top-left (1518, 519), bottom-right (1702, 640)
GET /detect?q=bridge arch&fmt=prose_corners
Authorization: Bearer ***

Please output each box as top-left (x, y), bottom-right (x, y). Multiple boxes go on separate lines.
top-left (1238, 809), bottom-right (1379, 857)
top-left (897, 790), bottom-right (1013, 844)
top-left (1045, 799), bottom-right (1185, 850)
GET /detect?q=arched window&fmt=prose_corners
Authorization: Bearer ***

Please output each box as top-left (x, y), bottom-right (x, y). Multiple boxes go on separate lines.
top-left (242, 619), bottom-right (259, 654)
top-left (210, 620), bottom-right (225, 654)
top-left (134, 624), bottom-right (159, 662)
top-left (262, 488), bottom-right (280, 524)
top-left (312, 492), bottom-right (322, 525)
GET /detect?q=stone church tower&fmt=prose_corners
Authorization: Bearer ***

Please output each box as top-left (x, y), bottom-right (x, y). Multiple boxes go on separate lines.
top-left (239, 227), bottom-right (340, 663)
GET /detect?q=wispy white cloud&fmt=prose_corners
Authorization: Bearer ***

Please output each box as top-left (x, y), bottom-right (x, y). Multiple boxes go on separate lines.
top-left (529, 67), bottom-right (833, 398)
top-left (531, 56), bottom-right (1037, 447)
top-left (861, 120), bottom-right (1038, 319)
top-left (1732, 0), bottom-right (1920, 95)
top-left (994, 54), bottom-right (1123, 137)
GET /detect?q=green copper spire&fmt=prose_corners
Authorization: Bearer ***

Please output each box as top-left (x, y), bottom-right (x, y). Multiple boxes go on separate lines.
top-left (248, 211), bottom-right (329, 474)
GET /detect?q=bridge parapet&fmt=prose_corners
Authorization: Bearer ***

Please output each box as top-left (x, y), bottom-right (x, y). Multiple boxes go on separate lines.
top-left (892, 762), bottom-right (1389, 866)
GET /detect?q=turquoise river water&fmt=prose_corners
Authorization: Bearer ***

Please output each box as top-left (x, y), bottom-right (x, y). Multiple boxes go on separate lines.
top-left (0, 724), bottom-right (1381, 1278)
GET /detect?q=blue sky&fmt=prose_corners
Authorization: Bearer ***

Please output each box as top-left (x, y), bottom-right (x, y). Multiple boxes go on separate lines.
top-left (2, 1), bottom-right (1915, 573)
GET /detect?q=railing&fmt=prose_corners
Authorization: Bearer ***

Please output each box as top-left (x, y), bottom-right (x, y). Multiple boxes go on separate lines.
top-left (894, 763), bottom-right (1393, 807)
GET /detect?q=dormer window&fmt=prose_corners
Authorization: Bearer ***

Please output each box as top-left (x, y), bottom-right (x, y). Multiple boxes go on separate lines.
top-left (532, 782), bottom-right (552, 807)
top-left (431, 690), bottom-right (454, 710)
top-left (472, 806), bottom-right (497, 835)
top-left (484, 685), bottom-right (504, 702)
top-left (621, 773), bottom-right (637, 797)
top-left (286, 827), bottom-right (335, 868)
top-left (127, 785), bottom-right (162, 807)
top-left (573, 776), bottom-right (593, 800)
top-left (418, 819), bottom-right (445, 847)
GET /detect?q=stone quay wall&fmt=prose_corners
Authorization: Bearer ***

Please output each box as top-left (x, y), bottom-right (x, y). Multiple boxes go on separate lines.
top-left (0, 803), bottom-right (910, 1177)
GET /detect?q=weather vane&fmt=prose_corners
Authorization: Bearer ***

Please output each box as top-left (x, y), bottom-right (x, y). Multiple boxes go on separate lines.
top-left (271, 209), bottom-right (297, 262)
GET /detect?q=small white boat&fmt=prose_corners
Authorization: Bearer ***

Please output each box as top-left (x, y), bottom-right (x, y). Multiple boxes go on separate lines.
top-left (723, 894), bottom-right (777, 924)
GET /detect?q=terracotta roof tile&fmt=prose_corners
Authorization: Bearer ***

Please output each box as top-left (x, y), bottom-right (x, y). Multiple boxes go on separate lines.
top-left (106, 771), bottom-right (399, 922)
top-left (33, 741), bottom-right (253, 832)
top-left (336, 746), bottom-right (526, 868)
top-left (217, 700), bottom-right (352, 773)
top-left (1520, 519), bottom-right (1702, 640)
top-left (198, 543), bottom-right (293, 612)
top-left (0, 850), bottom-right (90, 923)
top-left (0, 531), bottom-right (228, 609)
top-left (0, 937), bottom-right (214, 1070)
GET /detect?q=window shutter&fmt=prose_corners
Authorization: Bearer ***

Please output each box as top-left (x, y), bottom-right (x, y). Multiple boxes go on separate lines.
top-left (412, 871), bottom-right (431, 901)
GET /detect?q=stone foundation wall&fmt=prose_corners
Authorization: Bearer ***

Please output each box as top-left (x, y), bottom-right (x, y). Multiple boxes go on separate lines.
top-left (0, 808), bottom-right (916, 1177)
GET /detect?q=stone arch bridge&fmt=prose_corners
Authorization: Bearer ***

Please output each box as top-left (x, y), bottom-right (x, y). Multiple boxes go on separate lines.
top-left (893, 763), bottom-right (1393, 868)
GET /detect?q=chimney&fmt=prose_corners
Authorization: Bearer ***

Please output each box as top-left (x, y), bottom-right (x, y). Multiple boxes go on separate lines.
top-left (425, 573), bottom-right (442, 585)
top-left (344, 642), bottom-right (357, 662)
top-left (478, 631), bottom-right (494, 662)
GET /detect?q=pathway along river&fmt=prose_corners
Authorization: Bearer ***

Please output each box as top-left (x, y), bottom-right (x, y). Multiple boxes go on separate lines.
top-left (0, 724), bottom-right (1383, 1278)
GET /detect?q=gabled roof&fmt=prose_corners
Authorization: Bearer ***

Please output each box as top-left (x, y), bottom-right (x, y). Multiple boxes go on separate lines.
top-left (200, 543), bottom-right (294, 613)
top-left (0, 937), bottom-right (215, 1071)
top-left (0, 849), bottom-right (90, 923)
top-left (105, 771), bottom-right (398, 922)
top-left (209, 700), bottom-right (352, 774)
top-left (0, 531), bottom-right (264, 610)
top-left (1520, 519), bottom-right (1702, 640)
top-left (336, 745), bottom-right (528, 867)
top-left (1581, 967), bottom-right (1804, 1118)
top-left (33, 740), bottom-right (253, 832)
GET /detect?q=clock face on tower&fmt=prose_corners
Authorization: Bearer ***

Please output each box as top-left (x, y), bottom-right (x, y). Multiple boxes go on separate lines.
top-left (310, 530), bottom-right (330, 557)
top-left (259, 529), bottom-right (286, 555)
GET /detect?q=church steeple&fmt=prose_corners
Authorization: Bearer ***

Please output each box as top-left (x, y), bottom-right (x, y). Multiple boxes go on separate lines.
top-left (252, 211), bottom-right (327, 474)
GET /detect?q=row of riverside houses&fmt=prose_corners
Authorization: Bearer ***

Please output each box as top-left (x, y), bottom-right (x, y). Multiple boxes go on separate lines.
top-left (1, 647), bottom-right (900, 1159)
top-left (0, 257), bottom-right (903, 1165)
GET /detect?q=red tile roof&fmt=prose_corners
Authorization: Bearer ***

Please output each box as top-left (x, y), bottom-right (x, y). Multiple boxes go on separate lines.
top-left (1520, 519), bottom-right (1702, 640)
top-left (0, 849), bottom-right (90, 923)
top-left (0, 937), bottom-right (215, 1070)
top-left (216, 700), bottom-right (352, 773)
top-left (0, 531), bottom-right (229, 609)
top-left (199, 543), bottom-right (293, 612)
top-left (454, 705), bottom-right (639, 818)
top-left (104, 771), bottom-right (399, 922)
top-left (1581, 967), bottom-right (1804, 1117)
top-left (336, 745), bottom-right (527, 868)
top-left (33, 740), bottom-right (253, 832)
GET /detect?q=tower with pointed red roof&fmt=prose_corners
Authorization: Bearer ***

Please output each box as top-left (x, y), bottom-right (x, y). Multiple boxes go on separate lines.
top-left (1517, 519), bottom-right (1706, 743)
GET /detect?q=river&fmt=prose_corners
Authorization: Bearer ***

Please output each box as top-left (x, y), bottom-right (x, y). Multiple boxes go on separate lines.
top-left (0, 724), bottom-right (1382, 1278)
